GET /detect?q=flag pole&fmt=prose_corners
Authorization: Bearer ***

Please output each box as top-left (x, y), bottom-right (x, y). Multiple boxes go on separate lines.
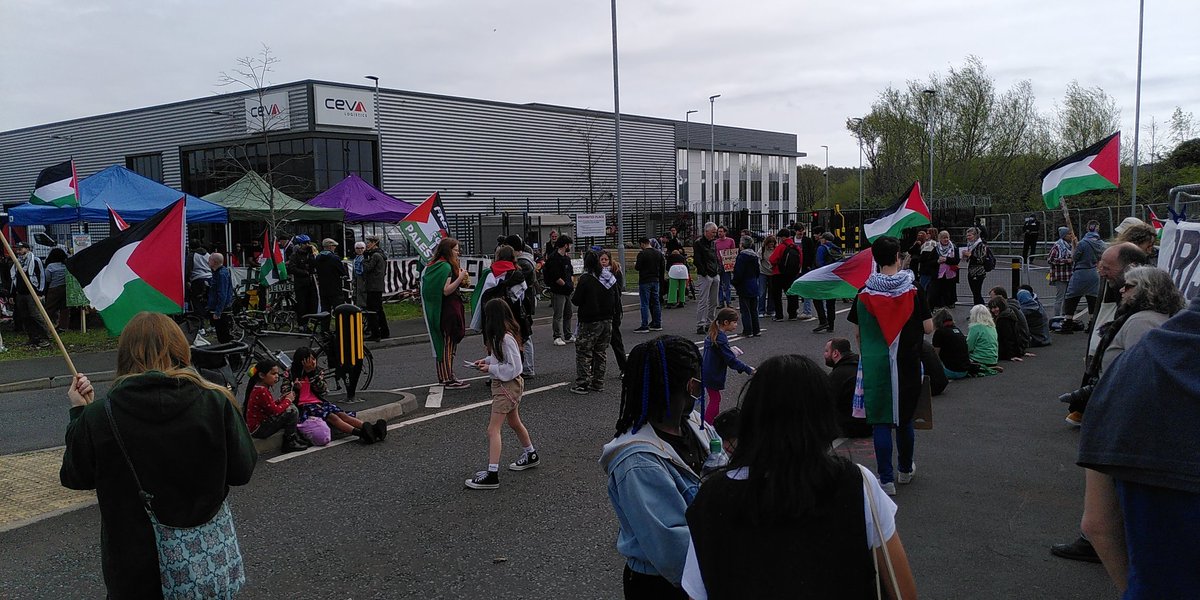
top-left (0, 230), bottom-right (78, 376)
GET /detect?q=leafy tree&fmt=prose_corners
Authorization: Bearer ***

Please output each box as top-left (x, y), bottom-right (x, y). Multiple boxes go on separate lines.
top-left (1169, 107), bottom-right (1196, 146)
top-left (1053, 81), bottom-right (1120, 154)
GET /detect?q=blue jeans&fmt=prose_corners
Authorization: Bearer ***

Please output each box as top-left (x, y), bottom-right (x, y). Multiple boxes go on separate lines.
top-left (919, 274), bottom-right (933, 294)
top-left (738, 294), bottom-right (760, 335)
top-left (719, 272), bottom-right (732, 305)
top-left (757, 274), bottom-right (772, 315)
top-left (873, 421), bottom-right (915, 484)
top-left (802, 296), bottom-right (814, 315)
top-left (638, 281), bottom-right (661, 328)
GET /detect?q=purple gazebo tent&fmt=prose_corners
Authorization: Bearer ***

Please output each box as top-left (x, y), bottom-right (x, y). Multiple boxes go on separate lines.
top-left (308, 174), bottom-right (415, 223)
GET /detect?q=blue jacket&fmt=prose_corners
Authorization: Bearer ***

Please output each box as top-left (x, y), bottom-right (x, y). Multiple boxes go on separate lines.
top-left (731, 249), bottom-right (760, 297)
top-left (702, 331), bottom-right (753, 390)
top-left (207, 265), bottom-right (233, 316)
top-left (599, 410), bottom-right (717, 586)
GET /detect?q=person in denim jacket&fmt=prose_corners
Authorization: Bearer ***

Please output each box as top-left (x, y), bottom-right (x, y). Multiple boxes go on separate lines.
top-left (600, 336), bottom-right (719, 599)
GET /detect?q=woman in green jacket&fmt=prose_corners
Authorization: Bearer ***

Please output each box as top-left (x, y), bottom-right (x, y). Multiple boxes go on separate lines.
top-left (966, 304), bottom-right (1002, 376)
top-left (61, 312), bottom-right (258, 599)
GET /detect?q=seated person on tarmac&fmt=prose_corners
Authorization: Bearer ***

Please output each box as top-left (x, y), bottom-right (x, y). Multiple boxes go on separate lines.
top-left (290, 346), bottom-right (386, 444)
top-left (243, 358), bottom-right (311, 453)
top-left (823, 338), bottom-right (872, 438)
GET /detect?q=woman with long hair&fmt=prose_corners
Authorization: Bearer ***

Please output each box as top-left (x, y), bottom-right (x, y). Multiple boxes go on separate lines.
top-left (967, 304), bottom-right (1002, 376)
top-left (931, 230), bottom-right (961, 309)
top-left (757, 235), bottom-right (777, 318)
top-left (421, 237), bottom-right (472, 388)
top-left (570, 251), bottom-right (614, 394)
top-left (682, 355), bottom-right (917, 599)
top-left (962, 227), bottom-right (988, 306)
top-left (600, 335), bottom-right (714, 599)
top-left (600, 249), bottom-right (627, 374)
top-left (61, 312), bottom-right (257, 598)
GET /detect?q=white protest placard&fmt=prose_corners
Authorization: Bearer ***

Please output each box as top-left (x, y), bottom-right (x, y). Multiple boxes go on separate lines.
top-left (576, 213), bottom-right (607, 238)
top-left (1157, 219), bottom-right (1200, 301)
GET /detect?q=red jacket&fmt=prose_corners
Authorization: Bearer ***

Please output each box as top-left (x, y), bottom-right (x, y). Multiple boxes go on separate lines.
top-left (769, 237), bottom-right (801, 276)
top-left (245, 385), bottom-right (291, 433)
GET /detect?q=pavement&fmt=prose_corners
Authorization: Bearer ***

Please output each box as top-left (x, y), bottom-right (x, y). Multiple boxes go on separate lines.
top-left (0, 287), bottom-right (1115, 598)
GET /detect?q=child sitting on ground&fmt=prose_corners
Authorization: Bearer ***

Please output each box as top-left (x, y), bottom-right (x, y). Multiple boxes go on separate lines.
top-left (291, 346), bottom-right (386, 444)
top-left (243, 358), bottom-right (311, 453)
top-left (701, 307), bottom-right (755, 424)
top-left (464, 298), bottom-right (539, 490)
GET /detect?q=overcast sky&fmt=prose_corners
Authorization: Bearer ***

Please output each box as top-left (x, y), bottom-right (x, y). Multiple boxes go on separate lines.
top-left (2, 0), bottom-right (1197, 167)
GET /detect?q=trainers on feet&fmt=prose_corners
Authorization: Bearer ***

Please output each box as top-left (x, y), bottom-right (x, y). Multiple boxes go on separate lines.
top-left (633, 326), bottom-right (650, 333)
top-left (649, 325), bottom-right (663, 331)
top-left (1065, 411), bottom-right (1083, 427)
top-left (444, 380), bottom-right (471, 390)
top-left (880, 482), bottom-right (897, 496)
top-left (897, 463), bottom-right (916, 484)
top-left (553, 337), bottom-right (566, 346)
top-left (465, 470), bottom-right (500, 489)
top-left (570, 384), bottom-right (591, 395)
top-left (800, 314), bottom-right (817, 322)
top-left (509, 451), bottom-right (540, 471)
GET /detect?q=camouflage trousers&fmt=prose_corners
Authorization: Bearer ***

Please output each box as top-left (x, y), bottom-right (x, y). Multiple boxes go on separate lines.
top-left (575, 320), bottom-right (612, 390)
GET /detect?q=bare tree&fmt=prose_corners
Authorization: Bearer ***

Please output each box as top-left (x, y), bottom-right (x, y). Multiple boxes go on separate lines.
top-left (563, 116), bottom-right (614, 212)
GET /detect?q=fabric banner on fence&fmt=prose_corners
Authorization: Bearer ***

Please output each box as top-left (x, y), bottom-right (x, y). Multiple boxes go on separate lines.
top-left (348, 257), bottom-right (493, 299)
top-left (1157, 219), bottom-right (1200, 302)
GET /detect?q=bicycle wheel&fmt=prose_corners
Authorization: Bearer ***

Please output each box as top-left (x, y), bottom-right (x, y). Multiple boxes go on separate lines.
top-left (313, 346), bottom-right (374, 394)
top-left (175, 314), bottom-right (203, 343)
top-left (267, 308), bottom-right (296, 332)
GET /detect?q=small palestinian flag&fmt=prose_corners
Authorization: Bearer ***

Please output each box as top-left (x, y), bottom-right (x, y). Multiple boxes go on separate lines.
top-left (65, 199), bottom-right (185, 335)
top-left (107, 204), bottom-right (129, 231)
top-left (258, 229), bottom-right (288, 285)
top-left (1148, 208), bottom-right (1164, 240)
top-left (1041, 132), bottom-right (1120, 210)
top-left (788, 250), bottom-right (874, 300)
top-left (29, 160), bottom-right (80, 208)
top-left (399, 192), bottom-right (451, 262)
top-left (864, 182), bottom-right (931, 242)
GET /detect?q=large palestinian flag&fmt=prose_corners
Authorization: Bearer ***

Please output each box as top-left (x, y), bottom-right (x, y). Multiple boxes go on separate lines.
top-left (854, 274), bottom-right (918, 426)
top-left (65, 199), bottom-right (185, 335)
top-left (399, 192), bottom-right (451, 262)
top-left (29, 160), bottom-right (80, 208)
top-left (788, 250), bottom-right (874, 300)
top-left (864, 181), bottom-right (931, 242)
top-left (258, 229), bottom-right (288, 285)
top-left (1041, 132), bottom-right (1120, 209)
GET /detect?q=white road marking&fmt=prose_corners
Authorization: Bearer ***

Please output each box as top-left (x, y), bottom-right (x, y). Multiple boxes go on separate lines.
top-left (425, 385), bottom-right (444, 409)
top-left (268, 381), bottom-right (570, 464)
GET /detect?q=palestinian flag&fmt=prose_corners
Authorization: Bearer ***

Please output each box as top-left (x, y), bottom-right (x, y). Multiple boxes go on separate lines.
top-left (1041, 132), bottom-right (1120, 209)
top-left (258, 229), bottom-right (288, 285)
top-left (399, 192), bottom-right (451, 262)
top-left (107, 204), bottom-right (129, 231)
top-left (864, 182), bottom-right (931, 242)
top-left (65, 199), bottom-right (185, 335)
top-left (1148, 208), bottom-right (1164, 240)
top-left (854, 275), bottom-right (918, 426)
top-left (29, 160), bottom-right (79, 208)
top-left (469, 260), bottom-right (524, 331)
top-left (788, 250), bottom-right (874, 300)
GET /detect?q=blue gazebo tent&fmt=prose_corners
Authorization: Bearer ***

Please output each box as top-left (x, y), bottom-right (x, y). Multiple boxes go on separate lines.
top-left (9, 165), bottom-right (227, 225)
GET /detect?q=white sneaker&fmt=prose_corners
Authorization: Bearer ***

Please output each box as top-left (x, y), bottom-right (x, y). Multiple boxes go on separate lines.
top-left (880, 482), bottom-right (897, 496)
top-left (897, 462), bottom-right (916, 485)
top-left (553, 337), bottom-right (566, 346)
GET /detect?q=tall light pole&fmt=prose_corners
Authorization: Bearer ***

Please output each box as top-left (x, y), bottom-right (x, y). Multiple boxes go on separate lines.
top-left (684, 109), bottom-right (698, 211)
top-left (922, 89), bottom-right (936, 204)
top-left (820, 145), bottom-right (829, 209)
top-left (610, 0), bottom-right (627, 283)
top-left (709, 94), bottom-right (721, 216)
top-left (1130, 0), bottom-right (1145, 213)
top-left (365, 75), bottom-right (382, 187)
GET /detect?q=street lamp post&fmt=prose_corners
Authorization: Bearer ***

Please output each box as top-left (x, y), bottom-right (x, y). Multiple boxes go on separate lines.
top-left (685, 109), bottom-right (697, 211)
top-left (610, 0), bottom-right (627, 284)
top-left (709, 94), bottom-right (721, 218)
top-left (922, 89), bottom-right (936, 204)
top-left (365, 75), bottom-right (382, 187)
top-left (820, 145), bottom-right (829, 209)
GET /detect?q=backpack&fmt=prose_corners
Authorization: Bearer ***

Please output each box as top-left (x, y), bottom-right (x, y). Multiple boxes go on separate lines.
top-left (982, 244), bottom-right (996, 272)
top-left (825, 244), bottom-right (844, 262)
top-left (780, 244), bottom-right (801, 274)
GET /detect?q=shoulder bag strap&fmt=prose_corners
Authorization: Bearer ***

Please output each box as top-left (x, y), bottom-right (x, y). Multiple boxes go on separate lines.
top-left (861, 465), bottom-right (901, 600)
top-left (103, 400), bottom-right (156, 510)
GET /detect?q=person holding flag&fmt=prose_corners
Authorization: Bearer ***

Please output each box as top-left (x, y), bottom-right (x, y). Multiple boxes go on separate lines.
top-left (420, 237), bottom-right (471, 389)
top-left (9, 241), bottom-right (49, 347)
top-left (846, 236), bottom-right (934, 496)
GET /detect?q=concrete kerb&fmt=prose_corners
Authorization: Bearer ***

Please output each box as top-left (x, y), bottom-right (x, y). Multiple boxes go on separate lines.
top-left (0, 300), bottom-right (641, 394)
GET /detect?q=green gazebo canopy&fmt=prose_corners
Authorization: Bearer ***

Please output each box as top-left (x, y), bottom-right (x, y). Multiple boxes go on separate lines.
top-left (202, 172), bottom-right (343, 222)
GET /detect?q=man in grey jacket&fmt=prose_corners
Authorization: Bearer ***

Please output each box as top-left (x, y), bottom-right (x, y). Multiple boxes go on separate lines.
top-left (361, 236), bottom-right (389, 340)
top-left (692, 222), bottom-right (721, 335)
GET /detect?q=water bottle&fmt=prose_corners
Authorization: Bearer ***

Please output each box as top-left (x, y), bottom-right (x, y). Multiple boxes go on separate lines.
top-left (702, 437), bottom-right (728, 475)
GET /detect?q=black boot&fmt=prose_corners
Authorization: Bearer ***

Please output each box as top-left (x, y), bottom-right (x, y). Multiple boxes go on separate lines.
top-left (281, 432), bottom-right (308, 453)
top-left (354, 425), bottom-right (376, 444)
top-left (812, 321), bottom-right (829, 333)
top-left (373, 419), bottom-right (388, 441)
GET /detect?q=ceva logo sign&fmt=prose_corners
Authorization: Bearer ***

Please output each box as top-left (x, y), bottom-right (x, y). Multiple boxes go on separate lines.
top-left (324, 98), bottom-right (367, 113)
top-left (244, 92), bottom-right (291, 133)
top-left (313, 84), bottom-right (375, 128)
top-left (250, 103), bottom-right (283, 118)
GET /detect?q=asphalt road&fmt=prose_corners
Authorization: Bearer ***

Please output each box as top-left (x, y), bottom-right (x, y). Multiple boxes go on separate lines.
top-left (0, 298), bottom-right (1114, 599)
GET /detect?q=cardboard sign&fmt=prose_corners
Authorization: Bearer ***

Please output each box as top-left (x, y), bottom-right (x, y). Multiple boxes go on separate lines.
top-left (719, 248), bottom-right (737, 272)
top-left (1157, 219), bottom-right (1200, 301)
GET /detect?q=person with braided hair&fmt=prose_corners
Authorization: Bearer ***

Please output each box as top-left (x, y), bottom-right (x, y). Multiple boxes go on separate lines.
top-left (599, 335), bottom-right (720, 599)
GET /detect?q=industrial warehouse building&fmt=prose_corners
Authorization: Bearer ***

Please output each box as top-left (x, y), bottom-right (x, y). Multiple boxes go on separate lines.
top-left (0, 80), bottom-right (801, 252)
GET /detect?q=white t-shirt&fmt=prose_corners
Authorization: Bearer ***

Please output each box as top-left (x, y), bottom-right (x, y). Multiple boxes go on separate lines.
top-left (681, 464), bottom-right (897, 600)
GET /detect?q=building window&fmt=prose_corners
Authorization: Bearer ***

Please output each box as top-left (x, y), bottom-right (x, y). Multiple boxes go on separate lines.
top-left (181, 135), bottom-right (374, 200)
top-left (722, 153), bottom-right (731, 204)
top-left (768, 156), bottom-right (780, 203)
top-left (739, 154), bottom-right (748, 206)
top-left (750, 155), bottom-right (762, 205)
top-left (126, 153), bottom-right (163, 182)
top-left (677, 149), bottom-right (688, 207)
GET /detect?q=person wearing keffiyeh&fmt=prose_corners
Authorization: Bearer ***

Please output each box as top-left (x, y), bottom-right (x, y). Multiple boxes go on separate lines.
top-left (1047, 227), bottom-right (1075, 316)
top-left (847, 236), bottom-right (933, 496)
